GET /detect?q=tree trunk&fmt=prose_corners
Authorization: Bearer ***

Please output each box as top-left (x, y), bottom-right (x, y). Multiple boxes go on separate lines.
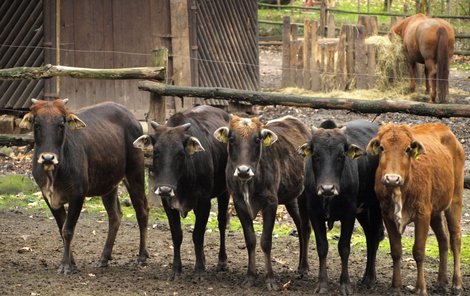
top-left (138, 81), bottom-right (470, 118)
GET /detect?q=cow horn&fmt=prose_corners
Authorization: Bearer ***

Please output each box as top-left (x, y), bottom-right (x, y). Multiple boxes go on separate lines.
top-left (31, 98), bottom-right (38, 104)
top-left (150, 121), bottom-right (161, 130)
top-left (63, 98), bottom-right (69, 104)
top-left (180, 123), bottom-right (191, 131)
top-left (311, 126), bottom-right (319, 133)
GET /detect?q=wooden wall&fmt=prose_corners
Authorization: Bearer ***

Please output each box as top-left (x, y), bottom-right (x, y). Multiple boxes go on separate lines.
top-left (59, 0), bottom-right (163, 118)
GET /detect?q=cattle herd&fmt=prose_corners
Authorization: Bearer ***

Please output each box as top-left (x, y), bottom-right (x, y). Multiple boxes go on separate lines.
top-left (19, 98), bottom-right (464, 296)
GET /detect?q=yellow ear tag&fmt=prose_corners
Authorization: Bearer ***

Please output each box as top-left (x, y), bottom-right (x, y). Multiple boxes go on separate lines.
top-left (346, 149), bottom-right (356, 160)
top-left (263, 135), bottom-right (271, 146)
top-left (411, 147), bottom-right (420, 160)
top-left (219, 131), bottom-right (228, 144)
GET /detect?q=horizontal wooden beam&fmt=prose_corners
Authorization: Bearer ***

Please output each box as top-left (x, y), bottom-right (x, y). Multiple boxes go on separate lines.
top-left (138, 81), bottom-right (470, 118)
top-left (0, 133), bottom-right (33, 146)
top-left (0, 65), bottom-right (166, 80)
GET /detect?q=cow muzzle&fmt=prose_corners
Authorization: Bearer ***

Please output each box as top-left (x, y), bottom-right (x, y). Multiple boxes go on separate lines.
top-left (155, 185), bottom-right (175, 197)
top-left (38, 153), bottom-right (59, 171)
top-left (234, 165), bottom-right (254, 181)
top-left (382, 174), bottom-right (403, 186)
top-left (317, 184), bottom-right (339, 197)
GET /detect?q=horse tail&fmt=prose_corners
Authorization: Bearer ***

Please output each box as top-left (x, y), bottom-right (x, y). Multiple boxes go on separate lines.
top-left (437, 27), bottom-right (449, 103)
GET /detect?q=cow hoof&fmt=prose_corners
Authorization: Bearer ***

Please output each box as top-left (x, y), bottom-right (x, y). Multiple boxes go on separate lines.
top-left (242, 275), bottom-right (255, 288)
top-left (137, 254), bottom-right (149, 266)
top-left (315, 283), bottom-right (329, 294)
top-left (360, 275), bottom-right (376, 288)
top-left (391, 288), bottom-right (402, 296)
top-left (340, 283), bottom-right (354, 295)
top-left (96, 260), bottom-right (109, 268)
top-left (296, 268), bottom-right (309, 279)
top-left (169, 270), bottom-right (182, 281)
top-left (216, 261), bottom-right (228, 272)
top-left (265, 278), bottom-right (278, 291)
top-left (451, 287), bottom-right (462, 296)
top-left (57, 263), bottom-right (77, 275)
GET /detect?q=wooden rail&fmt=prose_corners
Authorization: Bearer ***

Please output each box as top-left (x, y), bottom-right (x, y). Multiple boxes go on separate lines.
top-left (0, 65), bottom-right (166, 81)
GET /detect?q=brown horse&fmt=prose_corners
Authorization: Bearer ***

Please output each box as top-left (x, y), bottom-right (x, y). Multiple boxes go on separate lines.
top-left (390, 14), bottom-right (455, 103)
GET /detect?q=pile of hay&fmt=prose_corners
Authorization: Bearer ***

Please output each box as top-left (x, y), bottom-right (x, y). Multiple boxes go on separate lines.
top-left (366, 35), bottom-right (408, 91)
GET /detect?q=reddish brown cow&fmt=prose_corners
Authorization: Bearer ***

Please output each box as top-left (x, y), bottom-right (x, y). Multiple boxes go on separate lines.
top-left (367, 123), bottom-right (463, 296)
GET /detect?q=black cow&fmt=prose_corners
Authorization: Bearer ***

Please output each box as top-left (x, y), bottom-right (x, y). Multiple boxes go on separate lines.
top-left (214, 115), bottom-right (311, 290)
top-left (19, 98), bottom-right (149, 274)
top-left (298, 119), bottom-right (384, 295)
top-left (133, 105), bottom-right (230, 279)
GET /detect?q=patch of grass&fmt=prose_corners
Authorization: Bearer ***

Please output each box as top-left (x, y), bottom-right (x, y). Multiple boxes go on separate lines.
top-left (0, 174), bottom-right (38, 195)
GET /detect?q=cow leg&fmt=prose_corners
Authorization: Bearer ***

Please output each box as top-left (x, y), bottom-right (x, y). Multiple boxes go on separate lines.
top-left (234, 199), bottom-right (257, 287)
top-left (413, 216), bottom-right (430, 296)
top-left (193, 198), bottom-right (211, 279)
top-left (445, 205), bottom-right (463, 294)
top-left (261, 201), bottom-right (278, 291)
top-left (58, 197), bottom-right (84, 274)
top-left (338, 215), bottom-right (355, 295)
top-left (162, 198), bottom-right (183, 280)
top-left (124, 175), bottom-right (149, 265)
top-left (424, 59), bottom-right (437, 102)
top-left (98, 187), bottom-right (122, 267)
top-left (310, 213), bottom-right (329, 294)
top-left (356, 206), bottom-right (383, 287)
top-left (383, 217), bottom-right (403, 295)
top-left (430, 213), bottom-right (449, 290)
top-left (424, 66), bottom-right (430, 94)
top-left (216, 192), bottom-right (229, 271)
top-left (285, 197), bottom-right (310, 277)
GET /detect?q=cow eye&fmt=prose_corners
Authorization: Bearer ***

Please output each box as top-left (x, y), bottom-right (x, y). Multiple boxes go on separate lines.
top-left (34, 123), bottom-right (40, 130)
top-left (405, 147), bottom-right (411, 154)
top-left (254, 137), bottom-right (260, 144)
top-left (58, 122), bottom-right (65, 129)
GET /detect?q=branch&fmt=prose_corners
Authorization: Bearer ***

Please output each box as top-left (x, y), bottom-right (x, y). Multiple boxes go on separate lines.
top-left (138, 81), bottom-right (470, 118)
top-left (0, 65), bottom-right (166, 80)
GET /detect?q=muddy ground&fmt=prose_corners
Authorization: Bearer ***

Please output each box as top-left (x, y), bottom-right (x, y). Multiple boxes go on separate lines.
top-left (0, 48), bottom-right (470, 296)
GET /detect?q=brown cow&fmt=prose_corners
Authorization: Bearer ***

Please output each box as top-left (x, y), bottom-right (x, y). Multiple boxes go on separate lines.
top-left (19, 98), bottom-right (149, 274)
top-left (214, 115), bottom-right (311, 290)
top-left (367, 123), bottom-right (463, 296)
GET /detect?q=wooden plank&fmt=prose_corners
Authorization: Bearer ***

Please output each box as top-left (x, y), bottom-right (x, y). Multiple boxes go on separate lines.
top-left (358, 15), bottom-right (378, 36)
top-left (336, 25), bottom-right (347, 90)
top-left (170, 0), bottom-right (193, 110)
top-left (310, 21), bottom-right (321, 91)
top-left (58, 0), bottom-right (76, 103)
top-left (42, 0), bottom-right (57, 98)
top-left (355, 25), bottom-right (367, 89)
top-left (325, 44), bottom-right (335, 91)
top-left (289, 24), bottom-right (299, 87)
top-left (303, 19), bottom-right (312, 89)
top-left (281, 16), bottom-right (291, 87)
top-left (327, 14), bottom-right (335, 38)
top-left (295, 43), bottom-right (303, 87)
top-left (345, 25), bottom-right (355, 90)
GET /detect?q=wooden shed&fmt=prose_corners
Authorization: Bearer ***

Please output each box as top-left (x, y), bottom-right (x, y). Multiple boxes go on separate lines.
top-left (0, 0), bottom-right (259, 119)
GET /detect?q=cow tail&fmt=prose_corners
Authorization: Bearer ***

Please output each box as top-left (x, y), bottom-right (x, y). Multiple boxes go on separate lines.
top-left (436, 27), bottom-right (449, 103)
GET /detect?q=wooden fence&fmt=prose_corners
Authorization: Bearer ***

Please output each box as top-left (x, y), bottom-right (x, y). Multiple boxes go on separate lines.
top-left (282, 16), bottom-right (386, 91)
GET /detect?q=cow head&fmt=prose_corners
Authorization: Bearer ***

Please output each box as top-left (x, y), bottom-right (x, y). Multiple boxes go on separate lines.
top-left (367, 123), bottom-right (425, 187)
top-left (19, 98), bottom-right (86, 171)
top-left (133, 121), bottom-right (204, 215)
top-left (298, 124), bottom-right (365, 218)
top-left (213, 115), bottom-right (277, 181)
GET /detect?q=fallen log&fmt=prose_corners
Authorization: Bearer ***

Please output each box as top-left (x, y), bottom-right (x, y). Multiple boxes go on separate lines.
top-left (138, 81), bottom-right (470, 118)
top-left (0, 134), bottom-right (34, 146)
top-left (0, 65), bottom-right (166, 80)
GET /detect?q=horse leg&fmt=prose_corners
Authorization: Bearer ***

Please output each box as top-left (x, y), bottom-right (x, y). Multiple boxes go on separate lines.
top-left (407, 62), bottom-right (418, 93)
top-left (424, 59), bottom-right (437, 103)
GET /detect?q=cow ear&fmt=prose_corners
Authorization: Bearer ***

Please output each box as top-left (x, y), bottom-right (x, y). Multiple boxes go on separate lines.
top-left (19, 112), bottom-right (34, 130)
top-left (186, 136), bottom-right (205, 155)
top-left (297, 143), bottom-right (311, 157)
top-left (345, 144), bottom-right (365, 160)
top-left (133, 135), bottom-right (153, 152)
top-left (408, 140), bottom-right (425, 160)
top-left (366, 137), bottom-right (382, 155)
top-left (66, 114), bottom-right (86, 130)
top-left (260, 128), bottom-right (278, 147)
top-left (213, 127), bottom-right (229, 144)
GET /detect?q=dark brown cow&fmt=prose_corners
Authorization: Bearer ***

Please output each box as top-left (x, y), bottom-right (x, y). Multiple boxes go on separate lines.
top-left (367, 123), bottom-right (464, 296)
top-left (214, 115), bottom-right (311, 290)
top-left (19, 98), bottom-right (149, 274)
top-left (133, 105), bottom-right (230, 280)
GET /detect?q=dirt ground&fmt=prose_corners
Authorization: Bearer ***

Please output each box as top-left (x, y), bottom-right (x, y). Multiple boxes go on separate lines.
top-left (0, 48), bottom-right (470, 296)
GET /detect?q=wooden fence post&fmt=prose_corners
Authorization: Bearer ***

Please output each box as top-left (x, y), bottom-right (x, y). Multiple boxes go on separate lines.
top-left (344, 25), bottom-right (355, 89)
top-left (336, 25), bottom-right (347, 90)
top-left (147, 47), bottom-right (168, 208)
top-left (327, 14), bottom-right (336, 38)
top-left (303, 19), bottom-right (312, 90)
top-left (319, 0), bottom-right (327, 37)
top-left (310, 21), bottom-right (321, 91)
top-left (355, 25), bottom-right (368, 89)
top-left (281, 16), bottom-right (291, 87)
